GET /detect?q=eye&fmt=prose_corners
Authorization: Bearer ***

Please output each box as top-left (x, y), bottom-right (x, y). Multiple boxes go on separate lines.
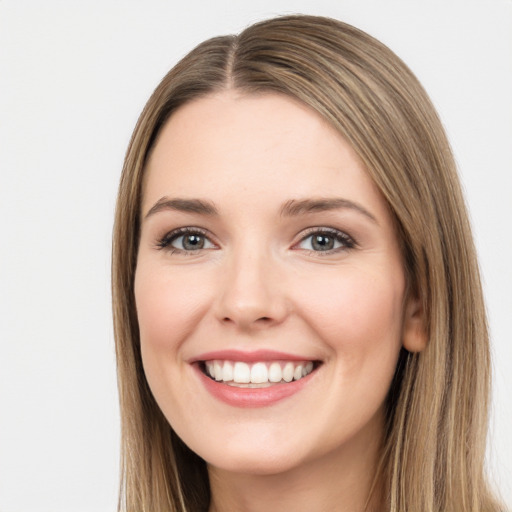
top-left (157, 228), bottom-right (216, 253)
top-left (296, 228), bottom-right (355, 253)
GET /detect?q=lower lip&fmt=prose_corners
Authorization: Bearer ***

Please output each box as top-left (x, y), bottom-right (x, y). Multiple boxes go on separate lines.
top-left (194, 364), bottom-right (315, 408)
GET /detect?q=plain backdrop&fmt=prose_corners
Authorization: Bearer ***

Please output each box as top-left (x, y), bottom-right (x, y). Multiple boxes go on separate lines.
top-left (0, 1), bottom-right (510, 511)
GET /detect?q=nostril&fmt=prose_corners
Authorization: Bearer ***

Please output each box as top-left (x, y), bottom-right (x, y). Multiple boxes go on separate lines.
top-left (221, 315), bottom-right (273, 326)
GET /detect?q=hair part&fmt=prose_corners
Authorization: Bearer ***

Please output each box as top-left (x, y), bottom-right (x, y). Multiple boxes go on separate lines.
top-left (112, 14), bottom-right (501, 511)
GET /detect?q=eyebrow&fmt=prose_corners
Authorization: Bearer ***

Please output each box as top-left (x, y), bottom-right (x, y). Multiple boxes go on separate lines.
top-left (143, 196), bottom-right (377, 223)
top-left (280, 198), bottom-right (377, 223)
top-left (144, 197), bottom-right (219, 219)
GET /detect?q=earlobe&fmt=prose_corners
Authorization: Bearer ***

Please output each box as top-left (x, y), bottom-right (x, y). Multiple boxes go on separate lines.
top-left (402, 296), bottom-right (428, 352)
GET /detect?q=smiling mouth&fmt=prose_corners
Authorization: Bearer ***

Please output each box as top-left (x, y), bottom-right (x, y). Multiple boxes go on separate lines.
top-left (199, 360), bottom-right (320, 388)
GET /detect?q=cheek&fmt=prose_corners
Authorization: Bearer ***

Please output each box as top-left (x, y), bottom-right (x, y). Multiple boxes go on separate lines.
top-left (297, 268), bottom-right (404, 367)
top-left (133, 262), bottom-right (214, 421)
top-left (134, 263), bottom-right (212, 353)
top-left (296, 270), bottom-right (405, 438)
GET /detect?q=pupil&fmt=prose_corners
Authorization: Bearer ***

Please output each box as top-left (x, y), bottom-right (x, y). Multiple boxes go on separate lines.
top-left (312, 234), bottom-right (334, 251)
top-left (183, 234), bottom-right (204, 250)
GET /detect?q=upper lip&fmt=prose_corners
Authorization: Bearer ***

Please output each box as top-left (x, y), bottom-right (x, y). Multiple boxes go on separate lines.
top-left (188, 349), bottom-right (318, 363)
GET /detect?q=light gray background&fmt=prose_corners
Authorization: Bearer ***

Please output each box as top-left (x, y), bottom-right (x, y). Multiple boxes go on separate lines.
top-left (1, 1), bottom-right (510, 511)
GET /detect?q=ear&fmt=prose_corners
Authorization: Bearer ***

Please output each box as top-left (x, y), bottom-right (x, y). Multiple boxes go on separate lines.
top-left (402, 295), bottom-right (428, 352)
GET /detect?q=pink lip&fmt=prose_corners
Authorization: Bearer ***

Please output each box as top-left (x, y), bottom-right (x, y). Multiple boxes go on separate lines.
top-left (193, 364), bottom-right (316, 408)
top-left (189, 349), bottom-right (313, 363)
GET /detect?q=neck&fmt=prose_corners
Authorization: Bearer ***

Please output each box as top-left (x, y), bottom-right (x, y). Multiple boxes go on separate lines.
top-left (207, 417), bottom-right (385, 512)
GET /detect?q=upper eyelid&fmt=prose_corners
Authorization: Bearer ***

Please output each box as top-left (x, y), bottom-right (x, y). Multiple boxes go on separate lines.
top-left (296, 226), bottom-right (355, 241)
top-left (299, 226), bottom-right (346, 234)
top-left (162, 226), bottom-right (210, 239)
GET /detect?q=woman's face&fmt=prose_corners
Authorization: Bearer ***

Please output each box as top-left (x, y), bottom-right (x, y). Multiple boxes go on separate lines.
top-left (135, 91), bottom-right (422, 475)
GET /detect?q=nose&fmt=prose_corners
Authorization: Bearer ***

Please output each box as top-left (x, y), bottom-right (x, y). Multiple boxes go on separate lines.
top-left (214, 250), bottom-right (289, 331)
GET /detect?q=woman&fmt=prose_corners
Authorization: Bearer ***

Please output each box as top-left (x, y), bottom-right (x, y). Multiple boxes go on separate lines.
top-left (112, 14), bottom-right (504, 511)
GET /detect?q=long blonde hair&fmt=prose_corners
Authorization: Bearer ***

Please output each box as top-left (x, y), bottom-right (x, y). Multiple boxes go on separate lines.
top-left (112, 14), bottom-right (502, 511)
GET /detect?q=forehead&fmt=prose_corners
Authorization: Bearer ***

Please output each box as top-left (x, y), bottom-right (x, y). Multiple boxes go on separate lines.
top-left (147, 90), bottom-right (347, 173)
top-left (142, 91), bottom-right (388, 222)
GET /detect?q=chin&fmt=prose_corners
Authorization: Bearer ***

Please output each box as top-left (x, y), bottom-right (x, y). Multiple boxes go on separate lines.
top-left (205, 447), bottom-right (305, 476)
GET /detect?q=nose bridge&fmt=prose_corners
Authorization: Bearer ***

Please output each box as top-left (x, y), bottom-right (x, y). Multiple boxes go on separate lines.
top-left (215, 239), bottom-right (287, 329)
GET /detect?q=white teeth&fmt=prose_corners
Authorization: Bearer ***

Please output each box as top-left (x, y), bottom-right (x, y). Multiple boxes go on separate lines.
top-left (250, 362), bottom-right (268, 384)
top-left (204, 359), bottom-right (315, 385)
top-left (282, 362), bottom-right (294, 382)
top-left (233, 362), bottom-right (251, 383)
top-left (222, 361), bottom-right (233, 382)
top-left (268, 362), bottom-right (282, 383)
top-left (214, 361), bottom-right (223, 381)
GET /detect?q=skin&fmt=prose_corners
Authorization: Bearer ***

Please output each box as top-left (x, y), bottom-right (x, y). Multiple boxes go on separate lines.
top-left (135, 91), bottom-right (425, 512)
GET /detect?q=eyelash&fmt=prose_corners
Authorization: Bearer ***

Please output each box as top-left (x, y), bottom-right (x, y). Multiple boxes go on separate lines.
top-left (156, 227), bottom-right (215, 254)
top-left (155, 227), bottom-right (357, 255)
top-left (294, 227), bottom-right (356, 255)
